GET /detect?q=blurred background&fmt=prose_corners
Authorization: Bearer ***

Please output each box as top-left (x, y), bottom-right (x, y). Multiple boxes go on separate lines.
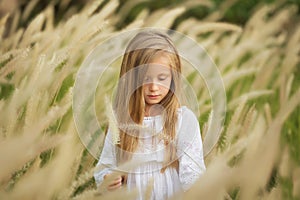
top-left (1, 0), bottom-right (300, 32)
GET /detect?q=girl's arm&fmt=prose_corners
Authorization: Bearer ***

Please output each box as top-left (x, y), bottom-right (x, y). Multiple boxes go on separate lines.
top-left (94, 128), bottom-right (117, 186)
top-left (177, 108), bottom-right (206, 192)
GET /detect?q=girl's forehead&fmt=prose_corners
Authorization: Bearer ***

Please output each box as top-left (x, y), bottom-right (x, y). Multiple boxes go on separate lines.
top-left (135, 51), bottom-right (176, 76)
top-left (144, 64), bottom-right (171, 76)
top-left (145, 54), bottom-right (171, 72)
top-left (149, 54), bottom-right (170, 67)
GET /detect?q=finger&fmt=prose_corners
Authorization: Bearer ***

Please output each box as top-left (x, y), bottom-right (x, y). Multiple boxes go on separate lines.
top-left (108, 182), bottom-right (122, 190)
top-left (110, 178), bottom-right (122, 186)
top-left (103, 173), bottom-right (111, 179)
top-left (114, 177), bottom-right (122, 182)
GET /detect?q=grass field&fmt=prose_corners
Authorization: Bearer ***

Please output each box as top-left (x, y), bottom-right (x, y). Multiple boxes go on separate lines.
top-left (0, 0), bottom-right (299, 199)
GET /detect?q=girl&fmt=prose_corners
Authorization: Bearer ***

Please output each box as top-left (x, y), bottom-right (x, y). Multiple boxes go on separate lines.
top-left (94, 30), bottom-right (206, 199)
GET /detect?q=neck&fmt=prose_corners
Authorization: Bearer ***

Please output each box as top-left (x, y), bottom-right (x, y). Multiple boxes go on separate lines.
top-left (144, 104), bottom-right (163, 117)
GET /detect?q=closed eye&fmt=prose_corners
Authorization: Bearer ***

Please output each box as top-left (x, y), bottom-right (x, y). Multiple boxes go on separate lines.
top-left (144, 76), bottom-right (151, 82)
top-left (158, 74), bottom-right (170, 81)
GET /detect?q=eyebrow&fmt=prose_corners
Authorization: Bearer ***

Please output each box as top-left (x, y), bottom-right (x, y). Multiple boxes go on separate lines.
top-left (158, 72), bottom-right (171, 76)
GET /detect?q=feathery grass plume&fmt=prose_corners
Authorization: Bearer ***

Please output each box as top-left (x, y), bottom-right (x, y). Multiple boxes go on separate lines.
top-left (277, 87), bottom-right (300, 126)
top-left (124, 18), bottom-right (144, 30)
top-left (228, 90), bottom-right (273, 110)
top-left (201, 109), bottom-right (213, 140)
top-left (0, 133), bottom-right (67, 182)
top-left (0, 14), bottom-right (9, 42)
top-left (94, 160), bottom-right (142, 197)
top-left (293, 168), bottom-right (300, 198)
top-left (0, 49), bottom-right (16, 63)
top-left (23, 91), bottom-right (42, 133)
top-left (183, 155), bottom-right (232, 199)
top-left (279, 75), bottom-right (287, 108)
top-left (23, 100), bottom-right (71, 137)
top-left (264, 103), bottom-right (272, 127)
top-left (240, 104), bottom-right (257, 136)
top-left (190, 22), bottom-right (242, 36)
top-left (85, 0), bottom-right (105, 17)
top-left (21, 0), bottom-right (39, 22)
top-left (20, 13), bottom-right (46, 47)
top-left (178, 20), bottom-right (241, 40)
top-left (8, 9), bottom-right (20, 36)
top-left (42, 126), bottom-right (86, 200)
top-left (121, 6), bottom-right (148, 29)
top-left (279, 148), bottom-right (291, 178)
top-left (188, 80), bottom-right (299, 199)
top-left (243, 4), bottom-right (274, 35)
top-left (61, 167), bottom-right (95, 199)
top-left (201, 120), bottom-right (209, 143)
top-left (204, 0), bottom-right (240, 22)
top-left (3, 134), bottom-right (80, 199)
top-left (238, 128), bottom-right (280, 199)
top-left (225, 97), bottom-right (247, 147)
top-left (97, 186), bottom-right (138, 200)
top-left (95, 0), bottom-right (119, 20)
top-left (144, 178), bottom-right (154, 200)
top-left (187, 113), bottom-right (270, 199)
top-left (0, 49), bottom-right (25, 79)
top-left (77, 13), bottom-right (111, 43)
top-left (5, 88), bottom-right (20, 136)
top-left (244, 3), bottom-right (289, 42)
top-left (43, 6), bottom-right (54, 31)
top-left (285, 74), bottom-right (294, 101)
top-left (264, 188), bottom-right (282, 200)
top-left (236, 86), bottom-right (300, 199)
top-left (146, 7), bottom-right (185, 28)
top-left (71, 189), bottom-right (99, 200)
top-left (10, 29), bottom-right (24, 50)
top-left (50, 64), bottom-right (73, 103)
top-left (25, 154), bottom-right (42, 176)
top-left (104, 96), bottom-right (119, 144)
top-left (223, 68), bottom-right (258, 90)
top-left (117, 0), bottom-right (144, 17)
top-left (251, 49), bottom-right (280, 90)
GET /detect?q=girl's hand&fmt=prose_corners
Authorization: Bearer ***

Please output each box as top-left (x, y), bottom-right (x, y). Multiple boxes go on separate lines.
top-left (104, 174), bottom-right (123, 190)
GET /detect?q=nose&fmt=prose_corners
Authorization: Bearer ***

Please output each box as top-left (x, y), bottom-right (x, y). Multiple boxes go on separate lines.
top-left (148, 82), bottom-right (159, 91)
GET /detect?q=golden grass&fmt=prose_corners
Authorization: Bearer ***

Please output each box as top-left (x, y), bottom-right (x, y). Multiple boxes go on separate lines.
top-left (0, 0), bottom-right (299, 199)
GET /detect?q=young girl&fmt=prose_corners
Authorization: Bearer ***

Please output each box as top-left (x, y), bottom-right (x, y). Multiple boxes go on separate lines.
top-left (94, 30), bottom-right (206, 199)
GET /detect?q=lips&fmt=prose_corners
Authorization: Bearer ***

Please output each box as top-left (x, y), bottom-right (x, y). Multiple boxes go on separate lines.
top-left (147, 94), bottom-right (160, 99)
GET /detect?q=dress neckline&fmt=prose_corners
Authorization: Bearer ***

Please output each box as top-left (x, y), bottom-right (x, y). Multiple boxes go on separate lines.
top-left (143, 106), bottom-right (187, 121)
top-left (143, 115), bottom-right (162, 120)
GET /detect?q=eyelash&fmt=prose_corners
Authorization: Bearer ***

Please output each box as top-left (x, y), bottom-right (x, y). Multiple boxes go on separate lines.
top-left (144, 76), bottom-right (168, 82)
top-left (158, 77), bottom-right (167, 81)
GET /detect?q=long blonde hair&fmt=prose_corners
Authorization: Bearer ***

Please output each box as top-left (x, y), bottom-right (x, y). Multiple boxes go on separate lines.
top-left (113, 30), bottom-right (182, 172)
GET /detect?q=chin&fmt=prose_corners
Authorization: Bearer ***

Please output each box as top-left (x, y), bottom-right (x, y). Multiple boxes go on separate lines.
top-left (146, 100), bottom-right (161, 105)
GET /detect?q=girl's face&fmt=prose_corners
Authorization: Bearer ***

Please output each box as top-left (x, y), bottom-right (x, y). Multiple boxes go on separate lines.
top-left (143, 54), bottom-right (172, 107)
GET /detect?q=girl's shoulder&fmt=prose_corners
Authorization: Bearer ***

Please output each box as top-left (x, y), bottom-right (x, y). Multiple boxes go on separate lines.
top-left (176, 106), bottom-right (201, 140)
top-left (142, 106), bottom-right (198, 124)
top-left (177, 106), bottom-right (199, 128)
top-left (178, 106), bottom-right (198, 120)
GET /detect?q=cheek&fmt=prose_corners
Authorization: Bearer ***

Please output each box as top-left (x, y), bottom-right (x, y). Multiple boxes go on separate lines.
top-left (163, 79), bottom-right (172, 89)
top-left (159, 77), bottom-right (172, 88)
top-left (159, 82), bottom-right (171, 92)
top-left (143, 85), bottom-right (148, 93)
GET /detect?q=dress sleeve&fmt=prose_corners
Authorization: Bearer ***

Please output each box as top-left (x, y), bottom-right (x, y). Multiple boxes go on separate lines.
top-left (176, 108), bottom-right (206, 191)
top-left (94, 128), bottom-right (117, 186)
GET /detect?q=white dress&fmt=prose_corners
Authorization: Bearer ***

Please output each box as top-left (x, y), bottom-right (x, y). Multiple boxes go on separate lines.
top-left (94, 106), bottom-right (206, 199)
